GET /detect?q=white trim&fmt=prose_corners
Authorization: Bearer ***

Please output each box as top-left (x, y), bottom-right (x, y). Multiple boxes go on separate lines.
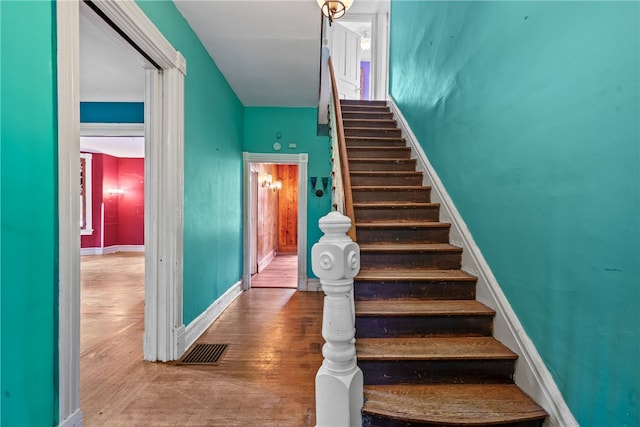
top-left (242, 152), bottom-right (309, 290)
top-left (388, 97), bottom-right (578, 427)
top-left (80, 245), bottom-right (144, 256)
top-left (58, 408), bottom-right (83, 427)
top-left (59, 1), bottom-right (186, 423)
top-left (57, 2), bottom-right (82, 425)
top-left (258, 249), bottom-right (277, 273)
top-left (179, 280), bottom-right (244, 354)
top-left (80, 152), bottom-right (93, 236)
top-left (80, 122), bottom-right (145, 137)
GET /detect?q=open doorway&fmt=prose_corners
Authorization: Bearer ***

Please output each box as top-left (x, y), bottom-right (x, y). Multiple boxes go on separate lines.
top-left (251, 163), bottom-right (298, 289)
top-left (58, 2), bottom-right (186, 424)
top-left (327, 10), bottom-right (389, 101)
top-left (243, 153), bottom-right (309, 291)
top-left (78, 9), bottom-right (147, 419)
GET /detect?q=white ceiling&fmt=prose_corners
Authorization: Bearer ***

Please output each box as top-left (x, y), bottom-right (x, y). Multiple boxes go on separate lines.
top-left (80, 136), bottom-right (145, 158)
top-left (80, 0), bottom-right (389, 107)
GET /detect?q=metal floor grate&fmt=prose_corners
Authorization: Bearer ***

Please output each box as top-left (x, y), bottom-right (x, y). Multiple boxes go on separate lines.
top-left (177, 343), bottom-right (228, 365)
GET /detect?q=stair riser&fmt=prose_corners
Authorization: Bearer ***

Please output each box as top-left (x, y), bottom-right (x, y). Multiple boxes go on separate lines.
top-left (341, 100), bottom-right (388, 107)
top-left (345, 128), bottom-right (402, 138)
top-left (348, 148), bottom-right (412, 159)
top-left (362, 414), bottom-right (546, 427)
top-left (359, 360), bottom-right (515, 385)
top-left (350, 160), bottom-right (417, 172)
top-left (354, 207), bottom-right (440, 222)
top-left (354, 280), bottom-right (476, 301)
top-left (355, 316), bottom-right (493, 338)
top-left (357, 227), bottom-right (450, 244)
top-left (360, 252), bottom-right (461, 269)
top-left (341, 106), bottom-right (391, 113)
top-left (344, 120), bottom-right (398, 129)
top-left (351, 175), bottom-right (423, 186)
top-left (346, 138), bottom-right (407, 147)
top-left (353, 189), bottom-right (431, 203)
top-left (343, 112), bottom-right (394, 121)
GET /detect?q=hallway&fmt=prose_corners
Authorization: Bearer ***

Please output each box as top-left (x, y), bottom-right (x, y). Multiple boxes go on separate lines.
top-left (80, 253), bottom-right (323, 426)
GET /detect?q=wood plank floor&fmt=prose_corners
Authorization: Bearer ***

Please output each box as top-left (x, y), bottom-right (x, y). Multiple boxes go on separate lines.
top-left (81, 252), bottom-right (323, 426)
top-left (251, 254), bottom-right (297, 288)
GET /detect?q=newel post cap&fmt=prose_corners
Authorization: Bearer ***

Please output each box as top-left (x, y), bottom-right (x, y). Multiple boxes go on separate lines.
top-left (312, 212), bottom-right (360, 280)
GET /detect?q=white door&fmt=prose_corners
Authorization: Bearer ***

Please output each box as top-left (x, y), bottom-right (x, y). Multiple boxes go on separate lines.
top-left (331, 23), bottom-right (361, 100)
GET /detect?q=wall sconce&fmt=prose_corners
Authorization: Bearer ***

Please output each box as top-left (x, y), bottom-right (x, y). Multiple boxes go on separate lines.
top-left (262, 174), bottom-right (273, 188)
top-left (317, 0), bottom-right (354, 25)
top-left (262, 174), bottom-right (282, 192)
top-left (310, 176), bottom-right (329, 198)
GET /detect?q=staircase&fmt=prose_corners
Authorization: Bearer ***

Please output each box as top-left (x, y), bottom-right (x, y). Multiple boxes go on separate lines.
top-left (340, 99), bottom-right (548, 427)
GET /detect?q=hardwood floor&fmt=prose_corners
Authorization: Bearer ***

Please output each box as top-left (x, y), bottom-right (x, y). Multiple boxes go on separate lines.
top-left (80, 252), bottom-right (323, 426)
top-left (251, 254), bottom-right (297, 288)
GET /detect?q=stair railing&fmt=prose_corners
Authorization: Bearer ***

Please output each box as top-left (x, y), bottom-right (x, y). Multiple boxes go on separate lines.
top-left (328, 57), bottom-right (357, 241)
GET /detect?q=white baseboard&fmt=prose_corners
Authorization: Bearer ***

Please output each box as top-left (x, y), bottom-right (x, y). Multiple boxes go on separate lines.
top-left (388, 97), bottom-right (578, 427)
top-left (178, 280), bottom-right (244, 357)
top-left (80, 245), bottom-right (144, 256)
top-left (58, 408), bottom-right (83, 427)
top-left (300, 278), bottom-right (322, 292)
top-left (257, 249), bottom-right (277, 273)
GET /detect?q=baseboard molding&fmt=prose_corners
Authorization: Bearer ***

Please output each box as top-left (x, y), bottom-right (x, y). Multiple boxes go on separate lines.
top-left (58, 408), bottom-right (83, 427)
top-left (178, 280), bottom-right (244, 357)
top-left (300, 278), bottom-right (322, 292)
top-left (388, 97), bottom-right (578, 427)
top-left (80, 245), bottom-right (144, 256)
top-left (257, 249), bottom-right (277, 273)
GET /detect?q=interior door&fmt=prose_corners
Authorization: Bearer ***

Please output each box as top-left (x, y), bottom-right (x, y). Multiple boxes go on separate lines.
top-left (331, 23), bottom-right (361, 100)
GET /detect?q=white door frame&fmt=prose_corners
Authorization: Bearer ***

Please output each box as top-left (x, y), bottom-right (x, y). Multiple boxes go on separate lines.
top-left (243, 153), bottom-right (309, 290)
top-left (57, 1), bottom-right (186, 425)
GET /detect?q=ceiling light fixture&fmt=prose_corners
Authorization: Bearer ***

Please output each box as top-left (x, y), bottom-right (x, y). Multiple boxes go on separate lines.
top-left (317, 0), bottom-right (354, 25)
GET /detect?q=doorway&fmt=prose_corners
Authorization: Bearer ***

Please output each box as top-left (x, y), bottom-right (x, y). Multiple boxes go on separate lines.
top-left (251, 163), bottom-right (299, 289)
top-left (57, 1), bottom-right (186, 424)
top-left (326, 12), bottom-right (389, 101)
top-left (243, 153), bottom-right (309, 291)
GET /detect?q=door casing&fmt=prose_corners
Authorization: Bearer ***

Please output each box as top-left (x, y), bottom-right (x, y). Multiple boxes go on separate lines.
top-left (57, 1), bottom-right (186, 425)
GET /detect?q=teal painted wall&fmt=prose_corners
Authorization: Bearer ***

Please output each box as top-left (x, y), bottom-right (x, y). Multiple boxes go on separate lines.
top-left (389, 1), bottom-right (639, 425)
top-left (80, 102), bottom-right (144, 123)
top-left (0, 1), bottom-right (57, 425)
top-left (136, 1), bottom-right (245, 324)
top-left (243, 107), bottom-right (332, 276)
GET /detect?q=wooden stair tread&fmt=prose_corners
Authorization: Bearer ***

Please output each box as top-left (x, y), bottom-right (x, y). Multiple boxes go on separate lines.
top-left (357, 337), bottom-right (517, 360)
top-left (354, 202), bottom-right (439, 208)
top-left (351, 171), bottom-right (421, 175)
top-left (357, 221), bottom-right (450, 228)
top-left (359, 243), bottom-right (462, 252)
top-left (356, 300), bottom-right (495, 316)
top-left (363, 384), bottom-right (547, 425)
top-left (346, 136), bottom-right (405, 141)
top-left (356, 268), bottom-right (476, 281)
top-left (344, 119), bottom-right (397, 124)
top-left (352, 185), bottom-right (430, 191)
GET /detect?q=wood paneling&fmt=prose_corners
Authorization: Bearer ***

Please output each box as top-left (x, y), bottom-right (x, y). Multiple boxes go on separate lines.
top-left (257, 164), bottom-right (279, 271)
top-left (277, 164), bottom-right (298, 253)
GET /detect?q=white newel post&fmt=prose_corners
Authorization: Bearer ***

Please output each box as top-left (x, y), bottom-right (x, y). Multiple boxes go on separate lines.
top-left (312, 211), bottom-right (363, 427)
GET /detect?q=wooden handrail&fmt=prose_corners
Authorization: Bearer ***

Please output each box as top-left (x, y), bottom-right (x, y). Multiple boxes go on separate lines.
top-left (328, 57), bottom-right (357, 241)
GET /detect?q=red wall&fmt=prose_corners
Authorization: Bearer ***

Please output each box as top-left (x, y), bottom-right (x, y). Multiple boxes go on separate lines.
top-left (117, 158), bottom-right (144, 245)
top-left (81, 153), bottom-right (144, 249)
